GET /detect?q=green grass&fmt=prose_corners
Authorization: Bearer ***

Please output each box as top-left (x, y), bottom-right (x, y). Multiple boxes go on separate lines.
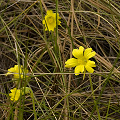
top-left (0, 0), bottom-right (120, 119)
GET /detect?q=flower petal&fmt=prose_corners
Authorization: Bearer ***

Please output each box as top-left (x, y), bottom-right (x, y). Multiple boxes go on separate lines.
top-left (85, 65), bottom-right (94, 73)
top-left (78, 46), bottom-right (84, 57)
top-left (84, 48), bottom-right (92, 57)
top-left (42, 20), bottom-right (45, 24)
top-left (65, 58), bottom-right (78, 68)
top-left (72, 46), bottom-right (84, 58)
top-left (10, 88), bottom-right (17, 93)
top-left (6, 67), bottom-right (15, 76)
top-left (72, 49), bottom-right (80, 58)
top-left (48, 24), bottom-right (56, 31)
top-left (87, 51), bottom-right (96, 59)
top-left (57, 13), bottom-right (61, 25)
top-left (86, 60), bottom-right (96, 67)
top-left (84, 48), bottom-right (96, 59)
top-left (14, 65), bottom-right (19, 72)
top-left (85, 60), bottom-right (96, 73)
top-left (9, 88), bottom-right (20, 102)
top-left (47, 10), bottom-right (53, 15)
top-left (8, 67), bottom-right (15, 73)
top-left (74, 65), bottom-right (84, 75)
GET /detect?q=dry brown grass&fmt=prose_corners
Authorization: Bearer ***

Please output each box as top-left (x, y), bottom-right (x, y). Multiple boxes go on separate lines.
top-left (0, 0), bottom-right (120, 119)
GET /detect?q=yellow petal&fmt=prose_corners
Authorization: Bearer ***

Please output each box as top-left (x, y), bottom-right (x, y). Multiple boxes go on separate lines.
top-left (9, 93), bottom-right (12, 97)
top-left (87, 52), bottom-right (96, 59)
top-left (6, 67), bottom-right (15, 76)
top-left (57, 20), bottom-right (61, 25)
top-left (72, 49), bottom-right (80, 58)
top-left (79, 46), bottom-right (84, 51)
top-left (45, 27), bottom-right (48, 31)
top-left (47, 10), bottom-right (53, 15)
top-left (14, 65), bottom-right (19, 72)
top-left (84, 48), bottom-right (96, 59)
top-left (9, 88), bottom-right (20, 102)
top-left (8, 67), bottom-right (15, 72)
top-left (57, 13), bottom-right (61, 19)
top-left (48, 24), bottom-right (56, 31)
top-left (74, 65), bottom-right (84, 75)
top-left (42, 20), bottom-right (45, 24)
top-left (10, 88), bottom-right (17, 92)
top-left (65, 58), bottom-right (78, 68)
top-left (86, 60), bottom-right (96, 67)
top-left (72, 46), bottom-right (84, 58)
top-left (85, 65), bottom-right (94, 73)
top-left (57, 13), bottom-right (61, 25)
top-left (84, 48), bottom-right (92, 57)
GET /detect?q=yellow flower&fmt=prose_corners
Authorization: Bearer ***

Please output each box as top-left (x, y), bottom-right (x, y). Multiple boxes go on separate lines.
top-left (65, 46), bottom-right (96, 75)
top-left (6, 65), bottom-right (28, 79)
top-left (9, 88), bottom-right (20, 102)
top-left (9, 87), bottom-right (31, 102)
top-left (42, 10), bottom-right (61, 31)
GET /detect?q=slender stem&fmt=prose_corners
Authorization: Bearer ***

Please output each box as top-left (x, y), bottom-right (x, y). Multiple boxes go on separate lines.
top-left (89, 74), bottom-right (101, 120)
top-left (55, 0), bottom-right (59, 57)
top-left (30, 90), bottom-right (37, 120)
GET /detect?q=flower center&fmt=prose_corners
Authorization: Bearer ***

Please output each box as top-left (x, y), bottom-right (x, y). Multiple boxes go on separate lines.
top-left (78, 57), bottom-right (87, 65)
top-left (47, 16), bottom-right (54, 23)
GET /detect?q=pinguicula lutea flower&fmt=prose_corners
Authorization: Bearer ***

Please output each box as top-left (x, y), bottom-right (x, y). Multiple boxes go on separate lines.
top-left (42, 10), bottom-right (61, 31)
top-left (65, 46), bottom-right (96, 75)
top-left (6, 65), bottom-right (28, 79)
top-left (9, 88), bottom-right (21, 102)
top-left (9, 87), bottom-right (31, 102)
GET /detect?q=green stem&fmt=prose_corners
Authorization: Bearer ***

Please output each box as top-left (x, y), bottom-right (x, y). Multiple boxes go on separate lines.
top-left (55, 0), bottom-right (59, 57)
top-left (30, 90), bottom-right (37, 120)
top-left (89, 74), bottom-right (101, 120)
